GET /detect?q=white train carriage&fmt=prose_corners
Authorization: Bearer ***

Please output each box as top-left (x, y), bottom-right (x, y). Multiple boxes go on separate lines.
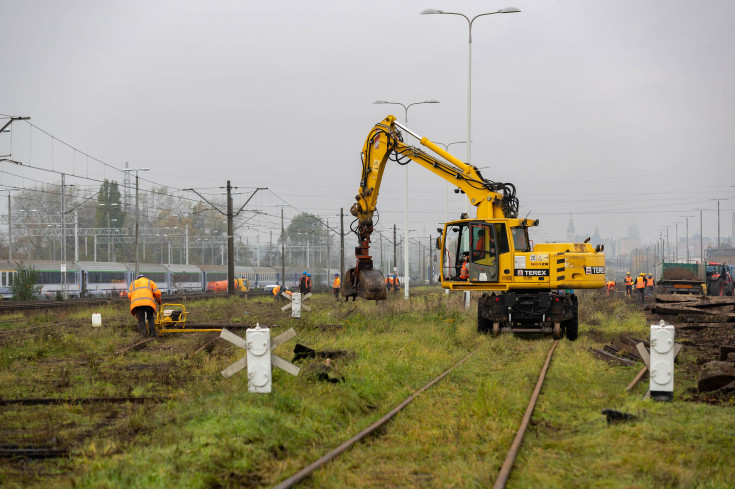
top-left (252, 266), bottom-right (278, 288)
top-left (126, 263), bottom-right (171, 294)
top-left (77, 261), bottom-right (128, 297)
top-left (0, 260), bottom-right (18, 299)
top-left (167, 264), bottom-right (204, 293)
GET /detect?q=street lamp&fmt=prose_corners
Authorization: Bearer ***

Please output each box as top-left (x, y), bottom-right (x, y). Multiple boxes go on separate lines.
top-left (672, 222), bottom-right (683, 263)
top-left (421, 7), bottom-right (520, 214)
top-left (0, 187), bottom-right (19, 260)
top-left (274, 204), bottom-right (291, 289)
top-left (123, 167), bottom-right (150, 276)
top-left (373, 99), bottom-right (440, 300)
top-left (680, 215), bottom-right (694, 264)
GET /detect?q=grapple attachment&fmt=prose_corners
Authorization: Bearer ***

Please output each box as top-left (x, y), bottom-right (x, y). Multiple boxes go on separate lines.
top-left (341, 268), bottom-right (386, 301)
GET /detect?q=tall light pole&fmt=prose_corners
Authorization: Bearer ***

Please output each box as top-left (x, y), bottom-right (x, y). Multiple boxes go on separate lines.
top-left (373, 99), bottom-right (440, 300)
top-left (680, 215), bottom-right (694, 264)
top-left (421, 6), bottom-right (520, 216)
top-left (123, 167), bottom-right (150, 277)
top-left (0, 188), bottom-right (18, 260)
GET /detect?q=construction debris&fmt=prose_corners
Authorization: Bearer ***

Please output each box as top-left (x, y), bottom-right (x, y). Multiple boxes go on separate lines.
top-left (698, 361), bottom-right (735, 392)
top-left (652, 295), bottom-right (735, 322)
top-left (601, 409), bottom-right (638, 424)
top-left (590, 335), bottom-right (644, 367)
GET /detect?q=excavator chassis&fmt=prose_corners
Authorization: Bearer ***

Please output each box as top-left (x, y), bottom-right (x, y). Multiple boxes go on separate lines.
top-left (477, 291), bottom-right (579, 340)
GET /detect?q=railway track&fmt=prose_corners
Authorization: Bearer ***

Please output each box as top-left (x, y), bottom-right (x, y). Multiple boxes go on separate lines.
top-left (0, 290), bottom-right (272, 313)
top-left (273, 339), bottom-right (561, 489)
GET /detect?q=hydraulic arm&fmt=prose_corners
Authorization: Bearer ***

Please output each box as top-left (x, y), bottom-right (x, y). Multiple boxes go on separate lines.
top-left (342, 115), bottom-right (519, 300)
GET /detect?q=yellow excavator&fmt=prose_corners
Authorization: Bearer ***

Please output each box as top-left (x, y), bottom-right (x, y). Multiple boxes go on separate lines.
top-left (342, 115), bottom-right (606, 340)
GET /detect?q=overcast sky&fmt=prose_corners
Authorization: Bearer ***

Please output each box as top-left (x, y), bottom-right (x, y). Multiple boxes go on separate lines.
top-left (1, 0), bottom-right (734, 251)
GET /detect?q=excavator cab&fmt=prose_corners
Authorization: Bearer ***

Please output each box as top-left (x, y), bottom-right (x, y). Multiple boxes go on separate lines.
top-left (442, 220), bottom-right (508, 284)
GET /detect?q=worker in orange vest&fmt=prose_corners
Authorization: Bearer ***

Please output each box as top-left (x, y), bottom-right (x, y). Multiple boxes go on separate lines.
top-left (460, 256), bottom-right (469, 280)
top-left (272, 284), bottom-right (281, 302)
top-left (646, 273), bottom-right (655, 297)
top-left (605, 280), bottom-right (616, 295)
top-left (299, 271), bottom-right (308, 294)
top-left (333, 273), bottom-right (341, 299)
top-left (306, 273), bottom-right (312, 294)
top-left (635, 273), bottom-right (646, 305)
top-left (128, 274), bottom-right (162, 337)
top-left (623, 272), bottom-right (633, 296)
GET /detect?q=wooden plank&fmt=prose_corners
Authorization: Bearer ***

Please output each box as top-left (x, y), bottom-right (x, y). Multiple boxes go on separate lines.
top-left (221, 356), bottom-right (247, 378)
top-left (113, 338), bottom-right (154, 355)
top-left (272, 354), bottom-right (300, 376)
top-left (636, 343), bottom-right (650, 368)
top-left (272, 328), bottom-right (297, 349)
top-left (589, 348), bottom-right (636, 367)
top-left (612, 338), bottom-right (642, 358)
top-left (626, 366), bottom-right (648, 392)
top-left (219, 328), bottom-right (248, 349)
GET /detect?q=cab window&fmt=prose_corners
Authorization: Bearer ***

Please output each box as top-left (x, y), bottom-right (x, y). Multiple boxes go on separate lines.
top-left (511, 226), bottom-right (531, 252)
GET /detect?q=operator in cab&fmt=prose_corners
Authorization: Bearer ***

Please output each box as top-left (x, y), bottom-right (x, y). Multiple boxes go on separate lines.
top-left (128, 274), bottom-right (162, 338)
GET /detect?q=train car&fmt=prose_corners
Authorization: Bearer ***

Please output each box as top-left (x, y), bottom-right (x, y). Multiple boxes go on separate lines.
top-left (17, 260), bottom-right (83, 299)
top-left (77, 261), bottom-right (128, 297)
top-left (0, 260), bottom-right (18, 299)
top-left (125, 263), bottom-right (171, 294)
top-left (167, 264), bottom-right (204, 293)
top-left (252, 266), bottom-right (278, 288)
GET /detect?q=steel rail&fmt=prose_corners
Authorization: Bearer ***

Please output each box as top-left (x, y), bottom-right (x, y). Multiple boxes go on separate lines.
top-left (492, 339), bottom-right (559, 489)
top-left (0, 396), bottom-right (168, 406)
top-left (272, 348), bottom-right (478, 489)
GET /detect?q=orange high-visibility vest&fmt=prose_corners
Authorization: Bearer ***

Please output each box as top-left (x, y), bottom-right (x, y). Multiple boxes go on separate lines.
top-left (333, 277), bottom-right (340, 288)
top-left (272, 285), bottom-right (281, 296)
top-left (646, 277), bottom-right (654, 287)
top-left (624, 276), bottom-right (632, 286)
top-left (635, 277), bottom-right (646, 289)
top-left (460, 261), bottom-right (469, 280)
top-left (128, 277), bottom-right (161, 315)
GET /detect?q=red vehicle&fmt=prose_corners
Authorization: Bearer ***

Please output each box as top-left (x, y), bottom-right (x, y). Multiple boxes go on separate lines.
top-left (706, 262), bottom-right (733, 296)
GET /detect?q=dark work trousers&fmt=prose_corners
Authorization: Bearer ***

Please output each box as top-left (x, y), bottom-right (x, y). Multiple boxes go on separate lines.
top-left (134, 306), bottom-right (156, 337)
top-left (636, 288), bottom-right (645, 305)
top-left (625, 285), bottom-right (632, 296)
top-left (333, 287), bottom-right (340, 299)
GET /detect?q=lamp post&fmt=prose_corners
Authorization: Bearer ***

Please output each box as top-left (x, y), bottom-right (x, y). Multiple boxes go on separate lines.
top-left (0, 188), bottom-right (18, 260)
top-left (373, 99), bottom-right (440, 300)
top-left (680, 215), bottom-right (694, 264)
top-left (421, 7), bottom-right (520, 215)
top-left (672, 222), bottom-right (683, 263)
top-left (274, 204), bottom-right (291, 289)
top-left (123, 167), bottom-right (150, 277)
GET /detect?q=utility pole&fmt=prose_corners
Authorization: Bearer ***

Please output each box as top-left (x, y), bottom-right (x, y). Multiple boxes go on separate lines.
top-left (340, 207), bottom-right (345, 279)
top-left (61, 174), bottom-right (67, 298)
top-left (227, 180), bottom-right (235, 294)
top-left (281, 207), bottom-right (286, 288)
top-left (393, 224), bottom-right (397, 275)
top-left (326, 218), bottom-right (330, 279)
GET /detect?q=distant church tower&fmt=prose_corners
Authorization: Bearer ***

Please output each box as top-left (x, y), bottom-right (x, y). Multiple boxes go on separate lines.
top-left (567, 214), bottom-right (576, 242)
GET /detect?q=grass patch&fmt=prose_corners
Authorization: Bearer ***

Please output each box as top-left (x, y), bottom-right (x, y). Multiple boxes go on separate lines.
top-left (0, 291), bottom-right (732, 488)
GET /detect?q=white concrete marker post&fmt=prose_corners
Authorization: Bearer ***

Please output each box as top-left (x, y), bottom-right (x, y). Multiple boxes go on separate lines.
top-left (219, 324), bottom-right (300, 393)
top-left (281, 292), bottom-right (312, 318)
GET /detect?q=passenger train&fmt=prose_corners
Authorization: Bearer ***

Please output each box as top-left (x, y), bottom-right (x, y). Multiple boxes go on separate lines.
top-left (0, 260), bottom-right (281, 299)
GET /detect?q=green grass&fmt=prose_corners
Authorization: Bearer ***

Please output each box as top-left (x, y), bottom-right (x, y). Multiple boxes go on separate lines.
top-left (0, 291), bottom-right (733, 488)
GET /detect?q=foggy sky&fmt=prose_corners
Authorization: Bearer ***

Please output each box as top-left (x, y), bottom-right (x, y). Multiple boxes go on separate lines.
top-left (1, 0), bottom-right (734, 250)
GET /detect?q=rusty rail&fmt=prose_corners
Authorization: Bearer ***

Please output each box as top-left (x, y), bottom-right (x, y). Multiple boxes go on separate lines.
top-left (272, 348), bottom-right (478, 489)
top-left (493, 340), bottom-right (559, 489)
